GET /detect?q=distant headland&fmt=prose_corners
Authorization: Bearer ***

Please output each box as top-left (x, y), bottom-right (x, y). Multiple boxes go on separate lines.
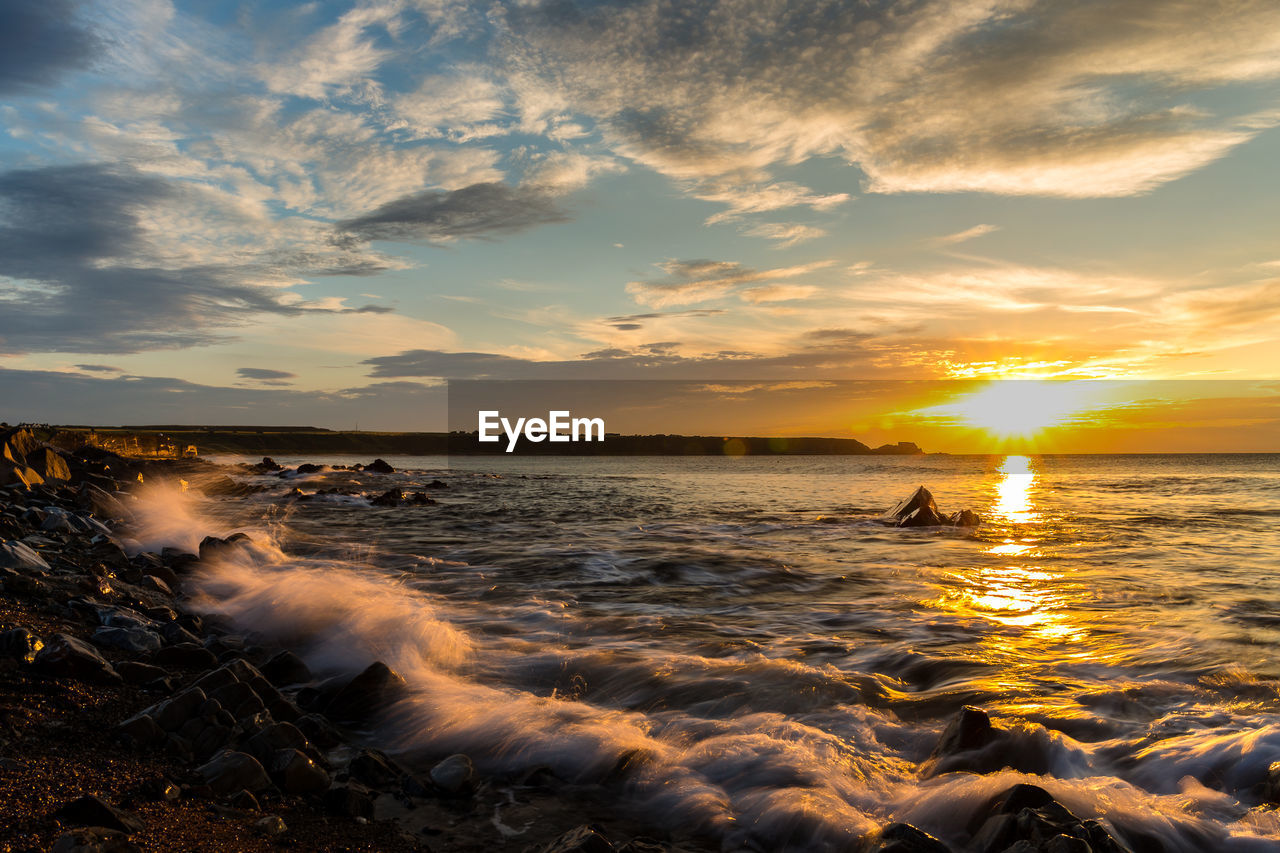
top-left (14, 425), bottom-right (925, 457)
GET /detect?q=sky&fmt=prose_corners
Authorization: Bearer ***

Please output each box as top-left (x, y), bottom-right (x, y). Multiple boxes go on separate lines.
top-left (1, 0), bottom-right (1279, 443)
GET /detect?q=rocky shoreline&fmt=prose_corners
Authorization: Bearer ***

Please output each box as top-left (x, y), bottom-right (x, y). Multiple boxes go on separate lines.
top-left (1, 428), bottom-right (1161, 852)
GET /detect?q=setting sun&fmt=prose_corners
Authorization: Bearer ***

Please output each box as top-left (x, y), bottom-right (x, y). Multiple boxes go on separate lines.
top-left (926, 381), bottom-right (1107, 440)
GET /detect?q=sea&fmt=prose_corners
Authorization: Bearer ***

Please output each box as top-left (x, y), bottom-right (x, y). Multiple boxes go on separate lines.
top-left (122, 453), bottom-right (1280, 851)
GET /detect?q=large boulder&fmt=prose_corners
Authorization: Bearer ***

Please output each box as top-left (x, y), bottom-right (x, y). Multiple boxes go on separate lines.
top-left (27, 447), bottom-right (71, 481)
top-left (270, 748), bottom-right (330, 794)
top-left (0, 540), bottom-right (50, 570)
top-left (196, 749), bottom-right (271, 795)
top-left (53, 795), bottom-right (145, 834)
top-left (33, 634), bottom-right (121, 683)
top-left (364, 458), bottom-right (395, 474)
top-left (323, 661), bottom-right (408, 724)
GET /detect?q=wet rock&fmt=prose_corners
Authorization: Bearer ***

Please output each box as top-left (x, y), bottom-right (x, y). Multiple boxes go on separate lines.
top-left (251, 457), bottom-right (283, 473)
top-left (270, 747), bottom-right (330, 794)
top-left (881, 486), bottom-right (946, 527)
top-left (295, 713), bottom-right (343, 749)
top-left (429, 753), bottom-right (476, 796)
top-left (117, 713), bottom-right (166, 747)
top-left (54, 794), bottom-right (145, 834)
top-left (0, 539), bottom-right (50, 570)
top-left (325, 783), bottom-right (375, 819)
top-left (540, 824), bottom-right (615, 853)
top-left (254, 815), bottom-right (287, 837)
top-left (295, 463), bottom-right (324, 474)
top-left (51, 827), bottom-right (141, 853)
top-left (881, 486), bottom-right (980, 528)
top-left (149, 687), bottom-right (208, 731)
top-left (230, 789), bottom-right (261, 810)
top-left (261, 649), bottom-right (311, 686)
top-left (244, 721), bottom-right (311, 764)
top-left (324, 660), bottom-right (407, 724)
top-left (348, 748), bottom-right (403, 788)
top-left (965, 784), bottom-right (1127, 853)
top-left (197, 532), bottom-right (253, 562)
top-left (156, 620), bottom-right (199, 646)
top-left (92, 626), bottom-right (162, 655)
top-left (424, 479), bottom-right (448, 489)
top-left (365, 458), bottom-right (395, 474)
top-left (196, 749), bottom-right (272, 795)
top-left (140, 575), bottom-right (172, 596)
top-left (34, 633), bottom-right (121, 683)
top-left (152, 642), bottom-right (218, 668)
top-left (931, 706), bottom-right (996, 758)
top-left (0, 626), bottom-right (44, 663)
top-left (864, 822), bottom-right (951, 852)
top-left (76, 483), bottom-right (130, 521)
top-left (370, 488), bottom-right (404, 507)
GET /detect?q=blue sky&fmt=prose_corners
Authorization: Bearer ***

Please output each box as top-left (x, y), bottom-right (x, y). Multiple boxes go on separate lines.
top-left (2, 0), bottom-right (1279, 430)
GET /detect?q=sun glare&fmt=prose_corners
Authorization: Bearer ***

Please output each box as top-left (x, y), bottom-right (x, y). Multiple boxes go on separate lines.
top-left (937, 381), bottom-right (1104, 440)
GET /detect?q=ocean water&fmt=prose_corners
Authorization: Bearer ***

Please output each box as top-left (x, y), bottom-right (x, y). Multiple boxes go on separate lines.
top-left (126, 453), bottom-right (1280, 851)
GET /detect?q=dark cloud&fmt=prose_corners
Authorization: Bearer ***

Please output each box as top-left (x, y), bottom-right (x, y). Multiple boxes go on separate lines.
top-left (361, 330), bottom-right (885, 380)
top-left (237, 367), bottom-right (297, 386)
top-left (0, 367), bottom-right (448, 430)
top-left (0, 0), bottom-right (101, 95)
top-left (335, 182), bottom-right (569, 245)
top-left (74, 364), bottom-right (122, 373)
top-left (0, 163), bottom-right (398, 354)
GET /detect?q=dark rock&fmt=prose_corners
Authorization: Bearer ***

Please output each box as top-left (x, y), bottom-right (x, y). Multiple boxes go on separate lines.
top-left (0, 539), bottom-right (50, 570)
top-left (270, 748), bottom-right (330, 794)
top-left (197, 532), bottom-right (253, 562)
top-left (152, 642), bottom-right (218, 668)
top-left (429, 753), bottom-right (476, 795)
top-left (295, 713), bottom-right (343, 749)
top-left (115, 661), bottom-right (169, 685)
top-left (252, 457), bottom-right (283, 473)
top-left (881, 486), bottom-right (946, 527)
top-left (260, 649), bottom-right (311, 686)
top-left (254, 815), bottom-right (287, 837)
top-left (150, 687), bottom-right (207, 731)
top-left (92, 625), bottom-right (162, 655)
top-left (324, 661), bottom-right (407, 724)
top-left (295, 463), bottom-right (324, 474)
top-left (28, 447), bottom-right (71, 481)
top-left (34, 633), bottom-right (121, 683)
top-left (54, 794), bottom-right (145, 834)
top-left (230, 789), bottom-right (261, 810)
top-left (948, 509), bottom-right (981, 527)
top-left (365, 458), bottom-right (395, 474)
top-left (931, 706), bottom-right (995, 758)
top-left (0, 626), bottom-right (44, 663)
top-left (865, 822), bottom-right (951, 852)
top-left (157, 621), bottom-right (199, 646)
top-left (424, 479), bottom-right (448, 489)
top-left (245, 722), bottom-right (311, 764)
top-left (540, 825), bottom-right (615, 853)
top-left (370, 488), bottom-right (404, 507)
top-left (117, 713), bottom-right (166, 747)
top-left (75, 483), bottom-right (130, 521)
top-left (51, 827), bottom-right (141, 853)
top-left (348, 748), bottom-right (404, 788)
top-left (196, 750), bottom-right (272, 795)
top-left (324, 784), bottom-right (375, 819)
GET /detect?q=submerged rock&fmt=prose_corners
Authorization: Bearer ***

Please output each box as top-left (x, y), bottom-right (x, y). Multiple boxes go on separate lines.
top-left (864, 822), bottom-right (951, 852)
top-left (261, 649), bottom-right (311, 686)
top-left (429, 753), bottom-right (476, 796)
top-left (965, 783), bottom-right (1130, 853)
top-left (324, 661), bottom-right (407, 724)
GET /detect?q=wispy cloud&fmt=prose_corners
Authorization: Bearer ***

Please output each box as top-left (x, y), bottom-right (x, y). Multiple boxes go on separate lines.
top-left (625, 259), bottom-right (833, 308)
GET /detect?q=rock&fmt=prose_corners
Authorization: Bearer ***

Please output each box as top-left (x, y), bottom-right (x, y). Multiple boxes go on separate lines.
top-left (149, 687), bottom-right (208, 731)
top-left (348, 748), bottom-right (403, 788)
top-left (1, 427), bottom-right (40, 458)
top-left (540, 825), bottom-right (615, 853)
top-left (931, 706), bottom-right (995, 758)
top-left (156, 621), bottom-right (199, 646)
top-left (324, 661), bottom-right (407, 724)
top-left (197, 532), bottom-right (253, 562)
top-left (295, 463), bottom-right (324, 474)
top-left (865, 822), bottom-right (951, 852)
top-left (0, 626), bottom-right (44, 663)
top-left (141, 575), bottom-right (172, 596)
top-left (54, 794), bottom-right (145, 834)
top-left (152, 642), bottom-right (218, 668)
top-left (254, 815), bottom-right (287, 837)
top-left (51, 827), bottom-right (141, 853)
top-left (117, 713), bottom-right (166, 747)
top-left (325, 783), bottom-right (376, 819)
top-left (92, 626), bottom-right (162, 655)
top-left (245, 722), bottom-right (312, 764)
top-left (370, 488), bottom-right (404, 507)
top-left (948, 509), bottom-right (981, 527)
top-left (76, 483), bottom-right (130, 521)
top-left (0, 539), bottom-right (50, 570)
top-left (424, 479), bottom-right (448, 489)
top-left (270, 748), bottom-right (330, 794)
top-left (34, 633), bottom-right (121, 683)
top-left (964, 784), bottom-right (1125, 853)
top-left (365, 458), bottom-right (395, 474)
top-left (429, 753), bottom-right (476, 796)
top-left (295, 714), bottom-right (343, 749)
top-left (260, 649), bottom-right (311, 686)
top-left (28, 447), bottom-right (71, 481)
top-left (881, 486), bottom-right (946, 527)
top-left (252, 457), bottom-right (284, 472)
top-left (196, 750), bottom-right (272, 795)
